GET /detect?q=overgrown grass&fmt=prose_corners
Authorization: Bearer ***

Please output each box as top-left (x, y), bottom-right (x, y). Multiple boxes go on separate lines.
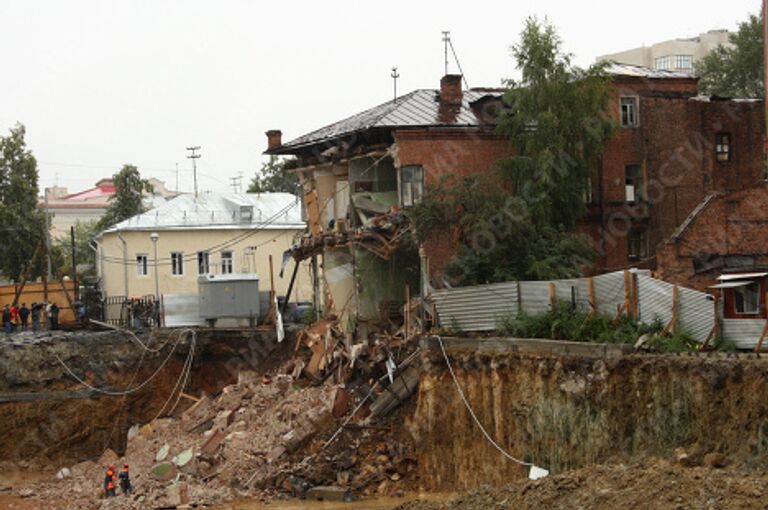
top-left (497, 303), bottom-right (722, 352)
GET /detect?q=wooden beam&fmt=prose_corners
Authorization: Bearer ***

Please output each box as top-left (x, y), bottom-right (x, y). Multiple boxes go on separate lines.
top-left (549, 283), bottom-right (556, 309)
top-left (756, 290), bottom-right (768, 353)
top-left (623, 270), bottom-right (631, 317)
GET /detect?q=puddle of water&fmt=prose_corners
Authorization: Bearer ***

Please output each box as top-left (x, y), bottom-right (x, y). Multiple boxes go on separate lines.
top-left (219, 493), bottom-right (453, 510)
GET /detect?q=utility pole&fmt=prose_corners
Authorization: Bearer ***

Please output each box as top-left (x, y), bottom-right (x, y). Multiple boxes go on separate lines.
top-left (175, 162), bottom-right (179, 193)
top-left (43, 191), bottom-right (51, 303)
top-left (186, 146), bottom-right (201, 198)
top-left (70, 226), bottom-right (77, 301)
top-left (391, 67), bottom-right (400, 102)
top-left (229, 172), bottom-right (243, 193)
top-left (442, 31), bottom-right (450, 75)
top-left (763, 0), bottom-right (768, 177)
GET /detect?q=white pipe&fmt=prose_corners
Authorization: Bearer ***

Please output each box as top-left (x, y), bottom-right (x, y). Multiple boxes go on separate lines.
top-left (117, 232), bottom-right (129, 297)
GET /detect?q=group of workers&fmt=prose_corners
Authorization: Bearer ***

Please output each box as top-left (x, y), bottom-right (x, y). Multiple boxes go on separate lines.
top-left (103, 463), bottom-right (132, 498)
top-left (1, 302), bottom-right (58, 333)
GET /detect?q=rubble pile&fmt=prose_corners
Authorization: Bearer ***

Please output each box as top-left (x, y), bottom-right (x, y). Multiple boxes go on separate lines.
top-left (23, 359), bottom-right (418, 509)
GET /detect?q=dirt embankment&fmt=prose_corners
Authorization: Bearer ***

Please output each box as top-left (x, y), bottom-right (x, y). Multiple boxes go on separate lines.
top-left (0, 328), bottom-right (293, 469)
top-left (413, 344), bottom-right (768, 491)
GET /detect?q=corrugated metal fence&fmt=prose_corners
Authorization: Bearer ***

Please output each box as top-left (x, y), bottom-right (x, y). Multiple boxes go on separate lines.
top-left (433, 270), bottom-right (719, 345)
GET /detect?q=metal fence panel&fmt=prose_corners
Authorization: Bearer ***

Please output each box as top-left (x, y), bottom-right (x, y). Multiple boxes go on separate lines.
top-left (433, 281), bottom-right (519, 331)
top-left (163, 293), bottom-right (204, 327)
top-left (637, 275), bottom-right (674, 326)
top-left (722, 319), bottom-right (765, 350)
top-left (593, 271), bottom-right (626, 316)
top-left (519, 281), bottom-right (551, 315)
top-left (678, 286), bottom-right (715, 344)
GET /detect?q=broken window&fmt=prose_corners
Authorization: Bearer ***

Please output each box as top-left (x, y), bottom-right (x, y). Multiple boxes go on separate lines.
top-left (136, 254), bottom-right (148, 276)
top-left (625, 165), bottom-right (643, 203)
top-left (221, 251), bottom-right (233, 274)
top-left (171, 252), bottom-right (184, 276)
top-left (399, 165), bottom-right (424, 207)
top-left (627, 227), bottom-right (648, 259)
top-left (197, 251), bottom-right (210, 275)
top-left (620, 97), bottom-right (638, 128)
top-left (734, 282), bottom-right (760, 314)
top-left (716, 132), bottom-right (731, 162)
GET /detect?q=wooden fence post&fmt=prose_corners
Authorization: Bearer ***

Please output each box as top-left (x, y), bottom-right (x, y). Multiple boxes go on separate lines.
top-left (549, 283), bottom-right (556, 310)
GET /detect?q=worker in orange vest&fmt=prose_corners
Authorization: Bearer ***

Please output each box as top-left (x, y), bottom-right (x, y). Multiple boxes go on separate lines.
top-left (118, 464), bottom-right (132, 495)
top-left (104, 465), bottom-right (117, 497)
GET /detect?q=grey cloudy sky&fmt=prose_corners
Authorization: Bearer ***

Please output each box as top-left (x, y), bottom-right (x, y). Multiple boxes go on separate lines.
top-left (0, 0), bottom-right (759, 194)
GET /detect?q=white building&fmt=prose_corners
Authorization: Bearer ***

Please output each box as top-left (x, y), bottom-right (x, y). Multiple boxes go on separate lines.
top-left (598, 30), bottom-right (732, 74)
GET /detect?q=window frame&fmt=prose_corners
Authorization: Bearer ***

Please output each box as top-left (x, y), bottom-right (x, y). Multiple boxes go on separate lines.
top-left (715, 132), bottom-right (732, 162)
top-left (627, 227), bottom-right (648, 260)
top-left (136, 254), bottom-right (149, 277)
top-left (654, 55), bottom-right (672, 70)
top-left (733, 282), bottom-right (761, 315)
top-left (620, 96), bottom-right (639, 128)
top-left (624, 164), bottom-right (643, 204)
top-left (197, 251), bottom-right (210, 275)
top-left (221, 250), bottom-right (234, 275)
top-left (170, 252), bottom-right (184, 276)
top-left (674, 54), bottom-right (693, 71)
top-left (399, 165), bottom-right (424, 207)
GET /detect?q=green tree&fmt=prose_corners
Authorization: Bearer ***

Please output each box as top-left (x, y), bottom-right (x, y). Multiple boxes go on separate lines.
top-left (248, 156), bottom-right (299, 194)
top-left (96, 164), bottom-right (152, 231)
top-left (55, 219), bottom-right (99, 276)
top-left (410, 18), bottom-right (610, 285)
top-left (0, 124), bottom-right (45, 281)
top-left (697, 14), bottom-right (763, 98)
top-left (496, 16), bottom-right (615, 230)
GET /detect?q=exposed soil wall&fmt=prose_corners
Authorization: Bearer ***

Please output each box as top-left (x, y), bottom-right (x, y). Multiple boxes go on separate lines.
top-left (0, 328), bottom-right (295, 468)
top-left (412, 338), bottom-right (768, 491)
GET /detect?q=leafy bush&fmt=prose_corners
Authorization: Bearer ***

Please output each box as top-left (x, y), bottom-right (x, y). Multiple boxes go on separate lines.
top-left (498, 303), bottom-right (709, 351)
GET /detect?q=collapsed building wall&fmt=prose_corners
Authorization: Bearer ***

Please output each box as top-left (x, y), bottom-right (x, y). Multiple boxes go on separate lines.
top-left (413, 337), bottom-right (768, 491)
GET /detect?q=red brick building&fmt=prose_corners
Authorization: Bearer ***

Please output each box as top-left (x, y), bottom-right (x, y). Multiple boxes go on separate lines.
top-left (266, 66), bottom-right (764, 325)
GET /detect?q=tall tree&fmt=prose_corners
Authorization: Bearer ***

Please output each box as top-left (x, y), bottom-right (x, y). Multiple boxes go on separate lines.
top-left (496, 16), bottom-right (615, 230)
top-left (0, 124), bottom-right (44, 281)
top-left (248, 156), bottom-right (299, 194)
top-left (410, 17), bottom-right (614, 284)
top-left (696, 14), bottom-right (763, 98)
top-left (97, 164), bottom-right (152, 231)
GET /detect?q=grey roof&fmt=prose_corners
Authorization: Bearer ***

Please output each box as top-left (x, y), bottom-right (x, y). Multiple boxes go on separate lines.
top-left (603, 62), bottom-right (696, 80)
top-left (100, 192), bottom-right (304, 235)
top-left (276, 88), bottom-right (503, 152)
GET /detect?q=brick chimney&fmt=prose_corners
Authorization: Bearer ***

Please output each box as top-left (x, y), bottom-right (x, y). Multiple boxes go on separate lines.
top-left (440, 75), bottom-right (463, 106)
top-left (266, 130), bottom-right (282, 151)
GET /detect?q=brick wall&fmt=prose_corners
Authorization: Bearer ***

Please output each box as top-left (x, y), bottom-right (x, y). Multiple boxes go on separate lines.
top-left (656, 182), bottom-right (768, 291)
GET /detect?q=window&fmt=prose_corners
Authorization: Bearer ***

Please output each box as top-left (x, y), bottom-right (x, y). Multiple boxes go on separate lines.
top-left (674, 55), bottom-right (694, 71)
top-left (620, 97), bottom-right (638, 128)
top-left (171, 252), bottom-right (184, 276)
top-left (136, 254), bottom-right (148, 276)
top-left (197, 251), bottom-right (210, 275)
top-left (625, 165), bottom-right (643, 203)
top-left (654, 55), bottom-right (672, 70)
top-left (221, 251), bottom-right (233, 274)
top-left (399, 165), bottom-right (424, 207)
top-left (627, 228), bottom-right (648, 259)
top-left (716, 132), bottom-right (731, 162)
top-left (734, 282), bottom-right (760, 314)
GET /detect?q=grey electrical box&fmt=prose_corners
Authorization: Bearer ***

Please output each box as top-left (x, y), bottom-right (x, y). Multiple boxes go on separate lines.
top-left (198, 274), bottom-right (260, 320)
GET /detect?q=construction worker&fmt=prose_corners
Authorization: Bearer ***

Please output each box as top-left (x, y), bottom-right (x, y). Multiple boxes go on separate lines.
top-left (118, 464), bottom-right (132, 495)
top-left (104, 465), bottom-right (117, 497)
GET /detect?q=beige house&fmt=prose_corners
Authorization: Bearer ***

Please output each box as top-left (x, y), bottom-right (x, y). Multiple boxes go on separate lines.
top-left (95, 192), bottom-right (311, 304)
top-left (598, 30), bottom-right (732, 74)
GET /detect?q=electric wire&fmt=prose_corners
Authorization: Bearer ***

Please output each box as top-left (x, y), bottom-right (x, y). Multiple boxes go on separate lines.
top-left (436, 335), bottom-right (533, 467)
top-left (148, 329), bottom-right (197, 422)
top-left (54, 330), bottom-right (187, 396)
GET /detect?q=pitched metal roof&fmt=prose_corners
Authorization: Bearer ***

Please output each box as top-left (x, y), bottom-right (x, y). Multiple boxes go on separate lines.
top-left (275, 89), bottom-right (503, 152)
top-left (100, 192), bottom-right (304, 234)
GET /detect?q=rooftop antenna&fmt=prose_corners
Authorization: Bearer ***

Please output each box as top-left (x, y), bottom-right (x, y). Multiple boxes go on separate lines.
top-left (442, 31), bottom-right (450, 75)
top-left (391, 67), bottom-right (400, 102)
top-left (186, 146), bottom-right (201, 198)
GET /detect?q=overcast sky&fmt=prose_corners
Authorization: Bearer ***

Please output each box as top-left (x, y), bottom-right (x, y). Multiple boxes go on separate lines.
top-left (0, 0), bottom-right (759, 195)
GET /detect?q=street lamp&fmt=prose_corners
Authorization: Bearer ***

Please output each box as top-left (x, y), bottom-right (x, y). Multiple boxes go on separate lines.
top-left (150, 232), bottom-right (159, 300)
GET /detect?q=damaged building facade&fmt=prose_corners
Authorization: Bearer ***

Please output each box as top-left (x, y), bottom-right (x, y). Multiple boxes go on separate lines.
top-left (266, 67), bottom-right (764, 333)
